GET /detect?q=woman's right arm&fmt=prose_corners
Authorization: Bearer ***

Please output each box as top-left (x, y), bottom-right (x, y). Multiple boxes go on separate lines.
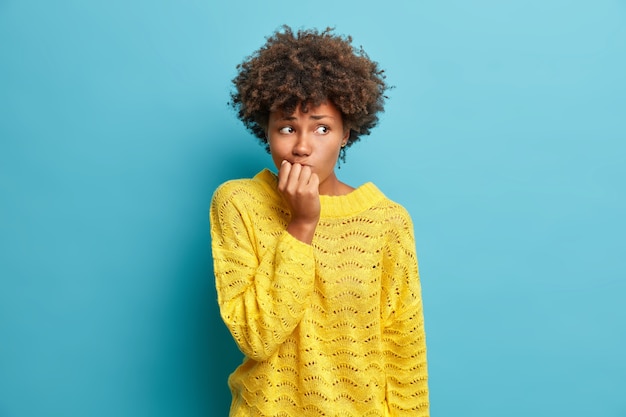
top-left (210, 182), bottom-right (316, 361)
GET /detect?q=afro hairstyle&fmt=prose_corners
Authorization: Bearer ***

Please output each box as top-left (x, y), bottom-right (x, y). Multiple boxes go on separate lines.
top-left (229, 25), bottom-right (390, 153)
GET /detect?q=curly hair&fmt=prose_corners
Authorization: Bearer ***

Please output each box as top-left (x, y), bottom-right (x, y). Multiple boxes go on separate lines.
top-left (229, 25), bottom-right (390, 153)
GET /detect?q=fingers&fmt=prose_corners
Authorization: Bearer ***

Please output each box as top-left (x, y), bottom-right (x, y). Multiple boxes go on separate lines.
top-left (277, 161), bottom-right (321, 230)
top-left (277, 161), bottom-right (316, 193)
top-left (309, 172), bottom-right (319, 190)
top-left (277, 160), bottom-right (292, 192)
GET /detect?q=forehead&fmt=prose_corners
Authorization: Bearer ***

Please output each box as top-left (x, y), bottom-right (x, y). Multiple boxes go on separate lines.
top-left (270, 101), bottom-right (343, 120)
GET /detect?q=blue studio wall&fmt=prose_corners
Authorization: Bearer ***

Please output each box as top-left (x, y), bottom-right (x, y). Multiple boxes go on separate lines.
top-left (1, 1), bottom-right (625, 416)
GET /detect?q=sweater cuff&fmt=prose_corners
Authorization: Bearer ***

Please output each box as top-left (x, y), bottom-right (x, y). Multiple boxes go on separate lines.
top-left (278, 229), bottom-right (315, 260)
top-left (275, 230), bottom-right (315, 287)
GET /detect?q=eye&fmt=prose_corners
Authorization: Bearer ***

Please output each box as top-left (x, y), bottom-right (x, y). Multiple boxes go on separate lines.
top-left (279, 126), bottom-right (294, 134)
top-left (315, 125), bottom-right (329, 134)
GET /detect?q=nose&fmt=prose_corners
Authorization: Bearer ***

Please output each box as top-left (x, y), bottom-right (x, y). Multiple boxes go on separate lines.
top-left (292, 133), bottom-right (312, 157)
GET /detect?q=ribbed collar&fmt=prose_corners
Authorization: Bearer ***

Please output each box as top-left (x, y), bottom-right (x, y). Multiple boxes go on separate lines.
top-left (255, 169), bottom-right (386, 218)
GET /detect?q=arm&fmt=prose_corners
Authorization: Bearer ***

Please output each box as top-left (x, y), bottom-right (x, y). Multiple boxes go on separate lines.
top-left (277, 160), bottom-right (320, 245)
top-left (381, 208), bottom-right (429, 416)
top-left (210, 182), bottom-right (316, 361)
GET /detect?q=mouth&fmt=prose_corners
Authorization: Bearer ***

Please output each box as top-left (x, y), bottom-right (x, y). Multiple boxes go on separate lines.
top-left (289, 161), bottom-right (311, 167)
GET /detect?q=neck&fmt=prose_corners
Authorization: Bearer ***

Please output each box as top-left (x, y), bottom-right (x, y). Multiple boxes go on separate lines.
top-left (319, 172), bottom-right (355, 196)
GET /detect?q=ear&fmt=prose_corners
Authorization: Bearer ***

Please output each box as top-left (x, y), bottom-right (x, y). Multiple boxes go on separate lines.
top-left (342, 129), bottom-right (350, 146)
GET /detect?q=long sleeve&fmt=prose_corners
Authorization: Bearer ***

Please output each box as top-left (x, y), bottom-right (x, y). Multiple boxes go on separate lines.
top-left (381, 207), bottom-right (429, 416)
top-left (210, 181), bottom-right (316, 361)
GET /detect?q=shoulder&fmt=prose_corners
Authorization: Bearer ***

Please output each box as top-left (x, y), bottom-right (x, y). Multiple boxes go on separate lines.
top-left (369, 187), bottom-right (414, 228)
top-left (212, 177), bottom-right (255, 201)
top-left (361, 188), bottom-right (416, 247)
top-left (212, 169), bottom-right (279, 207)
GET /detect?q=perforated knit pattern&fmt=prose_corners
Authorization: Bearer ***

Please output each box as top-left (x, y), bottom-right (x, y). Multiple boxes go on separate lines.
top-left (210, 169), bottom-right (429, 417)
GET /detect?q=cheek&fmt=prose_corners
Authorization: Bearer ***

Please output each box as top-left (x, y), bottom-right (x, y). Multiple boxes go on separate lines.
top-left (269, 140), bottom-right (282, 153)
top-left (268, 139), bottom-right (286, 164)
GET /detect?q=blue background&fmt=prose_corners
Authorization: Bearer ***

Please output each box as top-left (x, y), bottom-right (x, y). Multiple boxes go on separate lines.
top-left (1, 1), bottom-right (625, 416)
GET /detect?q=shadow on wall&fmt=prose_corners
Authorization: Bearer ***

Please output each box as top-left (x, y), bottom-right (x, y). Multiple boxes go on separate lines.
top-left (185, 139), bottom-right (270, 415)
top-left (190, 261), bottom-right (240, 416)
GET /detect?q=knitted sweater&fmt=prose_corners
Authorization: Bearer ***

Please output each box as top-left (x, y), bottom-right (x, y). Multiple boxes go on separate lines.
top-left (210, 169), bottom-right (429, 417)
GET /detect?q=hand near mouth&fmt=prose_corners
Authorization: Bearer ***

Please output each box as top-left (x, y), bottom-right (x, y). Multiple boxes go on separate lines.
top-left (277, 160), bottom-right (320, 244)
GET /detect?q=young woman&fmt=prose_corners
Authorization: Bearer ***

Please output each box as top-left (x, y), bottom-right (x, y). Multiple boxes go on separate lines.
top-left (210, 26), bottom-right (429, 416)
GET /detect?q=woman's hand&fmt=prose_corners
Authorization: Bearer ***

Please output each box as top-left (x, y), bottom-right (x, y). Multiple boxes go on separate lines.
top-left (277, 160), bottom-right (320, 244)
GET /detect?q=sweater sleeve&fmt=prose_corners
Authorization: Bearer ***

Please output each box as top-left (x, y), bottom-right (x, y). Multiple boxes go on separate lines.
top-left (209, 182), bottom-right (316, 361)
top-left (381, 207), bottom-right (429, 416)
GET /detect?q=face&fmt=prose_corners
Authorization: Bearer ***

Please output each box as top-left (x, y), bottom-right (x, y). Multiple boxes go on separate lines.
top-left (267, 101), bottom-right (350, 195)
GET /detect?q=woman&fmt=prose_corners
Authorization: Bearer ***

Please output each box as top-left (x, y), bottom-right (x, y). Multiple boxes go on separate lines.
top-left (210, 26), bottom-right (429, 416)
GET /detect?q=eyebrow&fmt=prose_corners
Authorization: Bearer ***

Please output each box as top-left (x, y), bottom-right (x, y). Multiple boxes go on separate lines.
top-left (311, 114), bottom-right (334, 120)
top-left (281, 114), bottom-right (335, 121)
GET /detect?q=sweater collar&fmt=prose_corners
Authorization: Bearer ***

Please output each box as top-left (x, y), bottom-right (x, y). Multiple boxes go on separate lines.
top-left (255, 169), bottom-right (386, 218)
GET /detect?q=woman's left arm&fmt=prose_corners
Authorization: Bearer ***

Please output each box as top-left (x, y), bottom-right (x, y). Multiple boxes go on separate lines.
top-left (381, 207), bottom-right (429, 416)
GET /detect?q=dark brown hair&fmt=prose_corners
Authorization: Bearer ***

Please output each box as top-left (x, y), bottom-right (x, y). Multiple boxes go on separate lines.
top-left (229, 25), bottom-right (390, 153)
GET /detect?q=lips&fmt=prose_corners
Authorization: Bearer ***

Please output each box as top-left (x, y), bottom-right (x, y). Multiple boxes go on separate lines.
top-left (290, 161), bottom-right (311, 167)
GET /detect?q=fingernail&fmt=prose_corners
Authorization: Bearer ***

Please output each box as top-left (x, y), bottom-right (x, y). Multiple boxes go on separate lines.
top-left (281, 160), bottom-right (288, 165)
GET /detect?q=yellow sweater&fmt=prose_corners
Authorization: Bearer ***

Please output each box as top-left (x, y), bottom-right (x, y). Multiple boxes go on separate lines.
top-left (210, 169), bottom-right (429, 416)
